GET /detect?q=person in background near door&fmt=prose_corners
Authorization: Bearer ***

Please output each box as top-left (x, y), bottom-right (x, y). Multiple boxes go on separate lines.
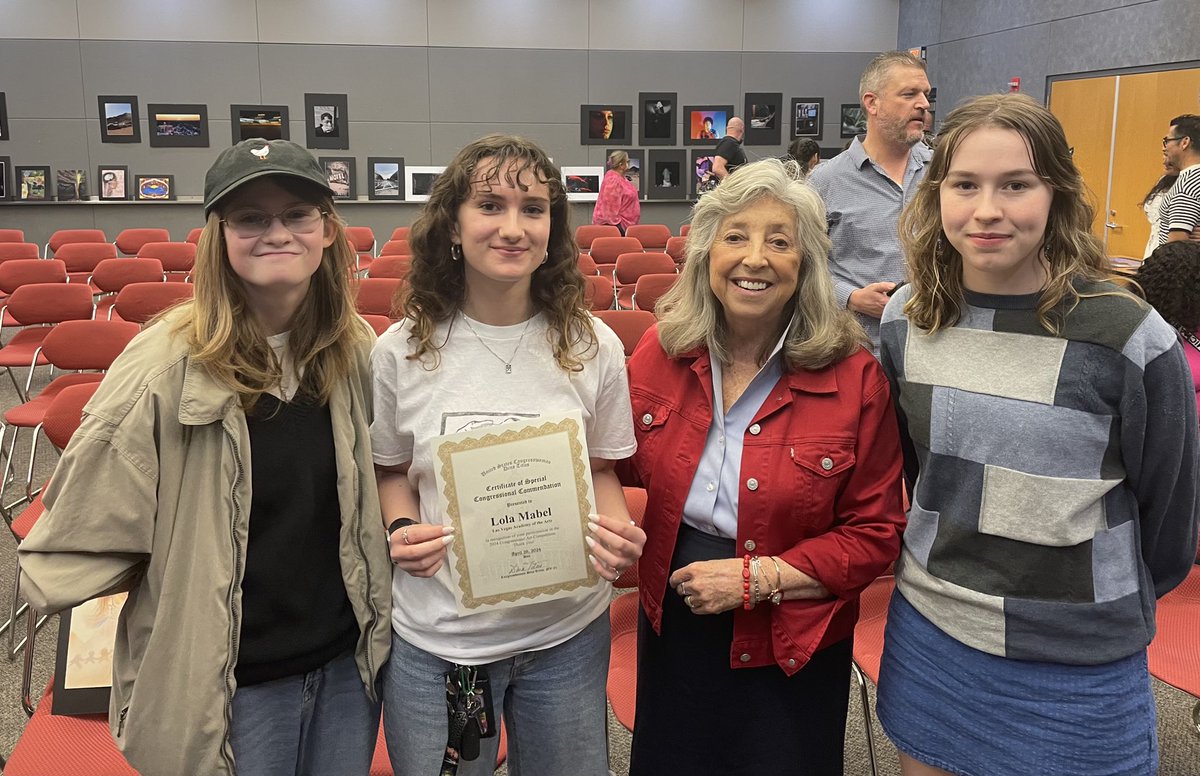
top-left (1157, 114), bottom-right (1200, 247)
top-left (1141, 166), bottom-right (1179, 258)
top-left (593, 150), bottom-right (641, 235)
top-left (712, 117), bottom-right (746, 182)
top-left (1137, 240), bottom-right (1200, 412)
top-left (808, 51), bottom-right (932, 354)
top-left (786, 138), bottom-right (821, 178)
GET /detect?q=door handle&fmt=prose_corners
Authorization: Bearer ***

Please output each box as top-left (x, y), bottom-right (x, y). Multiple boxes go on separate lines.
top-left (1104, 222), bottom-right (1123, 229)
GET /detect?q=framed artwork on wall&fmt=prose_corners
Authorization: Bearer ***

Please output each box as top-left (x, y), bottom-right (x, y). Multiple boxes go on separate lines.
top-left (367, 157), bottom-right (405, 200)
top-left (16, 165), bottom-right (50, 200)
top-left (97, 165), bottom-right (130, 201)
top-left (134, 174), bottom-right (175, 201)
top-left (689, 149), bottom-right (719, 200)
top-left (0, 93), bottom-right (9, 141)
top-left (683, 105), bottom-right (734, 146)
top-left (147, 103), bottom-right (209, 148)
top-left (743, 92), bottom-right (783, 146)
top-left (561, 166), bottom-right (603, 202)
top-left (405, 166), bottom-right (443, 203)
top-left (230, 105), bottom-right (290, 144)
top-left (305, 93), bottom-right (349, 150)
top-left (98, 95), bottom-right (141, 144)
top-left (646, 149), bottom-right (685, 201)
top-left (56, 169), bottom-right (89, 201)
top-left (0, 157), bottom-right (10, 201)
top-left (319, 157), bottom-right (356, 200)
top-left (580, 104), bottom-right (632, 146)
top-left (606, 147), bottom-right (644, 198)
top-left (840, 104), bottom-right (867, 139)
top-left (51, 593), bottom-right (127, 716)
top-left (791, 98), bottom-right (823, 140)
top-left (638, 92), bottom-right (676, 146)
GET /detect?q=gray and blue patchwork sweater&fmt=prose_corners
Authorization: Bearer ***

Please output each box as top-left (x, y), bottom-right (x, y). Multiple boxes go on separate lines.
top-left (880, 281), bottom-right (1200, 664)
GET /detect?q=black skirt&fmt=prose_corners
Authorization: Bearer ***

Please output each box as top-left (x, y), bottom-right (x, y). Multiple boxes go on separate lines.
top-left (629, 525), bottom-right (851, 776)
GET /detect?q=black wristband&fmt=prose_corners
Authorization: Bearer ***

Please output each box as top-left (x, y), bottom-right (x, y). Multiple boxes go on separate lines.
top-left (387, 517), bottom-right (419, 537)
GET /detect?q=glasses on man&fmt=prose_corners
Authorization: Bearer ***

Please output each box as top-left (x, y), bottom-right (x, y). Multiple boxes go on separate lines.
top-left (221, 205), bottom-right (328, 238)
top-left (1162, 135), bottom-right (1185, 147)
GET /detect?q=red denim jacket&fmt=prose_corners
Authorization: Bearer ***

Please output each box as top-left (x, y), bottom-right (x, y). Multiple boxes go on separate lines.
top-left (620, 331), bottom-right (905, 675)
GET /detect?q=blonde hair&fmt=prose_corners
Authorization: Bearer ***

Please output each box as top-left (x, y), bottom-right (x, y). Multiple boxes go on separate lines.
top-left (899, 93), bottom-right (1131, 334)
top-left (859, 50), bottom-right (927, 104)
top-left (173, 177), bottom-right (368, 411)
top-left (607, 150), bottom-right (629, 170)
top-left (656, 158), bottom-right (865, 370)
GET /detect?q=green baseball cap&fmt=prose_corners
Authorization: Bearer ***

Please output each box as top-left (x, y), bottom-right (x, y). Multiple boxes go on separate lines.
top-left (203, 139), bottom-right (333, 215)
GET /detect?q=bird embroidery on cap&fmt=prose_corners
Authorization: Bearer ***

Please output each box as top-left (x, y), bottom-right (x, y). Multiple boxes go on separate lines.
top-left (251, 145), bottom-right (270, 160)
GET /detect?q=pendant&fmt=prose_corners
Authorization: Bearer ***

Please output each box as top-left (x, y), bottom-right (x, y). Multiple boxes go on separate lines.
top-left (505, 364), bottom-right (512, 375)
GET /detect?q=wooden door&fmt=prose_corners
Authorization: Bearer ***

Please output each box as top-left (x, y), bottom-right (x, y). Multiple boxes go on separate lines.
top-left (1049, 77), bottom-right (1116, 241)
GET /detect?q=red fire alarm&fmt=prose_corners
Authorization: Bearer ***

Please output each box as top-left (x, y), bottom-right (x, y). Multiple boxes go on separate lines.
top-left (1008, 76), bottom-right (1021, 92)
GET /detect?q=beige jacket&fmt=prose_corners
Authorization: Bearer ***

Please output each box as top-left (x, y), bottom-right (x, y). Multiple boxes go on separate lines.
top-left (18, 311), bottom-right (392, 776)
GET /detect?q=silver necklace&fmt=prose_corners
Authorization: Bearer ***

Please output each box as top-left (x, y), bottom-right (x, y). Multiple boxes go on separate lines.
top-left (459, 312), bottom-right (534, 375)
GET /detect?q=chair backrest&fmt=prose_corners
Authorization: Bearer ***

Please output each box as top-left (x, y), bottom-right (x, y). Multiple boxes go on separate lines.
top-left (0, 228), bottom-right (25, 243)
top-left (185, 227), bottom-right (204, 244)
top-left (2, 282), bottom-right (95, 326)
top-left (589, 236), bottom-right (644, 266)
top-left (614, 252), bottom-right (675, 285)
top-left (576, 224), bottom-right (621, 251)
top-left (577, 253), bottom-right (599, 276)
top-left (0, 259), bottom-right (67, 294)
top-left (38, 319), bottom-right (141, 372)
top-left (353, 277), bottom-right (403, 318)
top-left (0, 243), bottom-right (41, 262)
top-left (679, 224), bottom-right (690, 236)
top-left (583, 275), bottom-right (615, 312)
top-left (46, 228), bottom-right (107, 255)
top-left (614, 486), bottom-right (648, 589)
top-left (632, 273), bottom-right (678, 313)
top-left (367, 256), bottom-right (411, 279)
top-left (55, 242), bottom-right (119, 274)
top-left (664, 235), bottom-right (687, 263)
top-left (625, 224), bottom-right (672, 251)
top-left (361, 314), bottom-right (393, 337)
top-left (345, 226), bottom-right (377, 255)
top-left (390, 226), bottom-right (411, 241)
top-left (43, 382), bottom-right (103, 450)
top-left (114, 227), bottom-right (171, 256)
top-left (136, 241), bottom-right (196, 274)
top-left (112, 282), bottom-right (194, 324)
top-left (91, 258), bottom-right (165, 293)
top-left (379, 239), bottom-right (412, 257)
top-left (594, 309), bottom-right (656, 357)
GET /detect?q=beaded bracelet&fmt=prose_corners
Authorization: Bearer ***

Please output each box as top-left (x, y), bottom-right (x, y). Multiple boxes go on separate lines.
top-left (742, 554), bottom-right (752, 610)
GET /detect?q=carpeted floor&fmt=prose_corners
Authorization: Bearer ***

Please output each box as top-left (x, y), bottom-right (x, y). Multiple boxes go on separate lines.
top-left (0, 365), bottom-right (1197, 774)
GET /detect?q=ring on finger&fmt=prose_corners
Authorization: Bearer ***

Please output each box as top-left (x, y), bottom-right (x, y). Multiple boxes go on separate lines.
top-left (677, 582), bottom-right (687, 596)
top-left (684, 594), bottom-right (695, 609)
top-left (401, 527), bottom-right (412, 545)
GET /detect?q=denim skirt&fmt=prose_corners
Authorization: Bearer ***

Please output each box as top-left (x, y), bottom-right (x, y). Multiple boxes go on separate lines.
top-left (876, 590), bottom-right (1158, 776)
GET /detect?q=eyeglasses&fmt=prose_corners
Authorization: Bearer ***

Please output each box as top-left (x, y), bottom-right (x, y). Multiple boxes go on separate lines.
top-left (221, 205), bottom-right (327, 238)
top-left (1162, 135), bottom-right (1185, 147)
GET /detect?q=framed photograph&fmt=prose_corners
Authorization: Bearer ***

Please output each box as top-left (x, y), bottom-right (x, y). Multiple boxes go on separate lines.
top-left (561, 166), bottom-right (603, 202)
top-left (319, 156), bottom-right (355, 200)
top-left (52, 593), bottom-right (128, 716)
top-left (404, 166), bottom-right (444, 203)
top-left (146, 103), bottom-right (209, 148)
top-left (305, 93), bottom-right (349, 151)
top-left (580, 104), bottom-right (632, 146)
top-left (16, 165), bottom-right (50, 201)
top-left (638, 92), bottom-right (676, 147)
top-left (367, 157), bottom-right (405, 200)
top-left (606, 147), bottom-right (644, 198)
top-left (791, 98), bottom-right (824, 140)
top-left (647, 149), bottom-right (686, 201)
top-left (98, 95), bottom-right (141, 144)
top-left (56, 169), bottom-right (89, 202)
top-left (689, 149), bottom-right (719, 200)
top-left (0, 93), bottom-right (9, 141)
top-left (744, 92), bottom-right (783, 146)
top-left (0, 157), bottom-right (10, 201)
top-left (97, 165), bottom-right (130, 201)
top-left (134, 174), bottom-right (175, 201)
top-left (683, 105), bottom-right (734, 146)
top-left (840, 104), bottom-right (867, 139)
top-left (230, 104), bottom-right (289, 144)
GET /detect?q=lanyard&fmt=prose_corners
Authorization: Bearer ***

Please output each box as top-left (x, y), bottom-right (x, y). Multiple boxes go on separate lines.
top-left (1178, 327), bottom-right (1200, 354)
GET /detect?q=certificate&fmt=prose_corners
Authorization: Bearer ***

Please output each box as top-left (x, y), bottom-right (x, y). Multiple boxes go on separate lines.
top-left (434, 410), bottom-right (600, 614)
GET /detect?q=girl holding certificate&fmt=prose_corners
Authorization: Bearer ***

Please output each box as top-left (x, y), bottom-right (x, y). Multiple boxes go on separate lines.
top-left (370, 134), bottom-right (644, 776)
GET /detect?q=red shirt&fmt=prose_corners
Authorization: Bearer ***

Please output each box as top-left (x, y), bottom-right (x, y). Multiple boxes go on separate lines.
top-left (592, 169), bottom-right (641, 232)
top-left (620, 330), bottom-right (905, 675)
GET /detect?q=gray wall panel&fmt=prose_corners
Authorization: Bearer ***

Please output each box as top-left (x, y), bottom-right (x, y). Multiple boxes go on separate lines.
top-left (897, 0), bottom-right (942, 48)
top-left (588, 0), bottom-right (744, 52)
top-left (937, 0), bottom-right (1125, 42)
top-left (7, 120), bottom-right (90, 169)
top-left (0, 40), bottom-right (86, 119)
top-left (254, 0), bottom-right (430, 46)
top-left (349, 123), bottom-right (433, 161)
top-left (428, 0), bottom-right (589, 50)
top-left (427, 48), bottom-right (588, 124)
top-left (744, 0), bottom-right (900, 53)
top-left (427, 124), bottom-right (586, 167)
top-left (79, 41), bottom-right (263, 105)
top-left (933, 24), bottom-right (1051, 110)
top-left (585, 51), bottom-right (744, 107)
top-left (0, 0), bottom-right (79, 38)
top-left (77, 0), bottom-right (259, 42)
top-left (1046, 0), bottom-right (1200, 76)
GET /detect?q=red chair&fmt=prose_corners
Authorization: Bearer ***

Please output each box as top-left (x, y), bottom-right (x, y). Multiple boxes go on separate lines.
top-left (625, 224), bottom-right (672, 252)
top-left (850, 575), bottom-right (896, 776)
top-left (614, 252), bottom-right (675, 310)
top-left (0, 243), bottom-right (40, 262)
top-left (606, 486), bottom-right (647, 731)
top-left (594, 309), bottom-right (655, 357)
top-left (92, 258), bottom-right (166, 320)
top-left (367, 257), bottom-right (411, 280)
top-left (0, 228), bottom-right (25, 243)
top-left (5, 678), bottom-right (140, 774)
top-left (55, 242), bottom-right (119, 286)
top-left (1147, 542), bottom-right (1200, 734)
top-left (0, 259), bottom-right (67, 293)
top-left (390, 226), bottom-right (411, 241)
top-left (0, 282), bottom-right (95, 400)
top-left (112, 282), bottom-right (194, 324)
top-left (584, 275), bottom-right (615, 312)
top-left (679, 224), bottom-right (690, 236)
top-left (575, 224), bottom-right (620, 252)
top-left (114, 227), bottom-right (171, 256)
top-left (589, 236), bottom-right (643, 277)
top-left (44, 228), bottom-right (107, 257)
top-left (577, 253), bottom-right (599, 276)
top-left (185, 227), bottom-right (204, 244)
top-left (354, 277), bottom-right (403, 319)
top-left (664, 235), bottom-right (687, 265)
top-left (379, 239), bottom-right (412, 257)
top-left (632, 273), bottom-right (678, 313)
top-left (362, 314), bottom-right (393, 337)
top-left (137, 241), bottom-right (196, 281)
top-left (346, 226), bottom-right (377, 271)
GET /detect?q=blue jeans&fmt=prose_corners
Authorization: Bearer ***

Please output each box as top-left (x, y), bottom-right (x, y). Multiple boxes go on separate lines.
top-left (229, 650), bottom-right (380, 776)
top-left (382, 611), bottom-right (610, 776)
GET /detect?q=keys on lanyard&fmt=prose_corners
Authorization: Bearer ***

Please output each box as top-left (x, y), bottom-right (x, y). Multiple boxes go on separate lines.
top-left (440, 666), bottom-right (486, 775)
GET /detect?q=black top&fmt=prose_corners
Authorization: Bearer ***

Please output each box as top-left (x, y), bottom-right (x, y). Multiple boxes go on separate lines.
top-left (236, 393), bottom-right (358, 686)
top-left (715, 135), bottom-right (746, 172)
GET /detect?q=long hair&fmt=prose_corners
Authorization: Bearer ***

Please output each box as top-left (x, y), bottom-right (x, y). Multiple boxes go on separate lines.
top-left (402, 134), bottom-right (593, 371)
top-left (656, 158), bottom-right (865, 371)
top-left (172, 177), bottom-right (367, 410)
top-left (899, 93), bottom-right (1125, 334)
top-left (1141, 172), bottom-right (1179, 208)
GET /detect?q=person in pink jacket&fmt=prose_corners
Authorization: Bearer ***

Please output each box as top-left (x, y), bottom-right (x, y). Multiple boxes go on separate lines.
top-left (592, 150), bottom-right (641, 234)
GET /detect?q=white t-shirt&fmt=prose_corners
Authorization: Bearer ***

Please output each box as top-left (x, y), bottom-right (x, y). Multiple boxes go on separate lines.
top-left (370, 312), bottom-right (636, 663)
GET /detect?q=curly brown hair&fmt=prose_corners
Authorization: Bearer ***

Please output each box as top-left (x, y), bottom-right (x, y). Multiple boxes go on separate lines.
top-left (400, 134), bottom-right (594, 371)
top-left (1138, 241), bottom-right (1200, 332)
